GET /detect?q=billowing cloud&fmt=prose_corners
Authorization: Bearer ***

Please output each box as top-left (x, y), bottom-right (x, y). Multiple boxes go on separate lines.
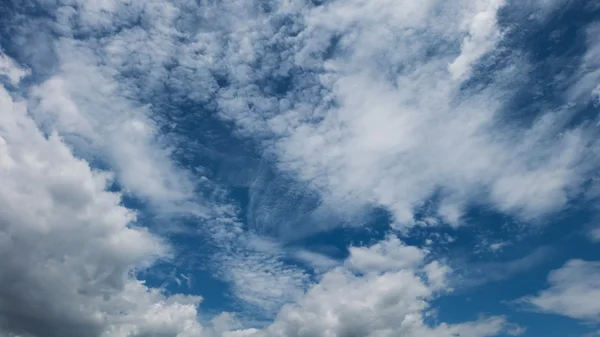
top-left (236, 237), bottom-right (516, 337)
top-left (0, 54), bottom-right (204, 337)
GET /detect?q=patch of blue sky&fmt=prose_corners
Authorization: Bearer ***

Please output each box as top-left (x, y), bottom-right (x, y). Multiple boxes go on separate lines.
top-left (430, 204), bottom-right (600, 336)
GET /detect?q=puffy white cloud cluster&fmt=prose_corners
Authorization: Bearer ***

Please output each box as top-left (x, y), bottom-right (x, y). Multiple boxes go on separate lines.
top-left (0, 55), bottom-right (204, 337)
top-left (235, 237), bottom-right (514, 337)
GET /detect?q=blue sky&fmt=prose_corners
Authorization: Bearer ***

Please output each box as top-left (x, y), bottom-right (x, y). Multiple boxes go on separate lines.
top-left (0, 0), bottom-right (600, 336)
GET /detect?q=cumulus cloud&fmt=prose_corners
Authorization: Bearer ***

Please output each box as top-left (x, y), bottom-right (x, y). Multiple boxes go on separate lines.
top-left (346, 236), bottom-right (425, 273)
top-left (0, 54), bottom-right (204, 337)
top-left (192, 237), bottom-right (517, 337)
top-left (518, 259), bottom-right (600, 322)
top-left (260, 237), bottom-right (511, 337)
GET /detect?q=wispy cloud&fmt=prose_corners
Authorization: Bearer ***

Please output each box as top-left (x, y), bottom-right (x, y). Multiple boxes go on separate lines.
top-left (456, 246), bottom-right (553, 288)
top-left (255, 236), bottom-right (515, 337)
top-left (517, 259), bottom-right (600, 322)
top-left (214, 0), bottom-right (600, 231)
top-left (567, 21), bottom-right (600, 103)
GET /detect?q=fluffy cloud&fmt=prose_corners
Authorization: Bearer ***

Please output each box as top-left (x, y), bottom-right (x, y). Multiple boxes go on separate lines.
top-left (346, 236), bottom-right (425, 273)
top-left (0, 54), bottom-right (204, 337)
top-left (215, 0), bottom-right (600, 230)
top-left (519, 259), bottom-right (600, 322)
top-left (258, 237), bottom-right (512, 337)
top-left (27, 28), bottom-right (200, 215)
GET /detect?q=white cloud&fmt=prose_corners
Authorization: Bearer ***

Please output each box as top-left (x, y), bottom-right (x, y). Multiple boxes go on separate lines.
top-left (28, 34), bottom-right (200, 215)
top-left (583, 331), bottom-right (600, 337)
top-left (291, 249), bottom-right (341, 274)
top-left (569, 23), bottom-right (600, 103)
top-left (215, 0), bottom-right (599, 230)
top-left (261, 237), bottom-right (510, 337)
top-left (14, 0), bottom-right (317, 319)
top-left (506, 325), bottom-right (527, 336)
top-left (214, 242), bottom-right (310, 316)
top-left (590, 226), bottom-right (600, 242)
top-left (519, 259), bottom-right (600, 322)
top-left (489, 242), bottom-right (509, 252)
top-left (0, 52), bottom-right (29, 85)
top-left (0, 55), bottom-right (205, 337)
top-left (17, 0), bottom-right (594, 244)
top-left (449, 0), bottom-right (505, 79)
top-left (206, 237), bottom-right (515, 337)
top-left (460, 246), bottom-right (551, 287)
top-left (346, 236), bottom-right (424, 273)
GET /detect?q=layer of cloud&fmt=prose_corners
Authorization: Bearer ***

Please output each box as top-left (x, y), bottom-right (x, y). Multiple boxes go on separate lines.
top-left (458, 246), bottom-right (553, 288)
top-left (518, 259), bottom-right (600, 322)
top-left (13, 0), bottom-right (597, 235)
top-left (214, 0), bottom-right (600, 230)
top-left (26, 7), bottom-right (202, 214)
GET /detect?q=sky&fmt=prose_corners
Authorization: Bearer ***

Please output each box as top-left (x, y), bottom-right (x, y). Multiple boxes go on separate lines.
top-left (0, 0), bottom-right (600, 336)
